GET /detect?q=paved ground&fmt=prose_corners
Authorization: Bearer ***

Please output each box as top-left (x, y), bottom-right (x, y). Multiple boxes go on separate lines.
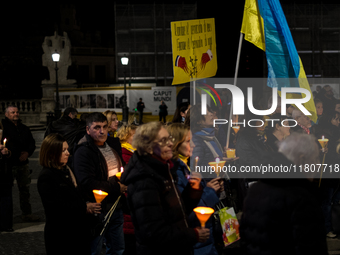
top-left (1, 130), bottom-right (340, 254)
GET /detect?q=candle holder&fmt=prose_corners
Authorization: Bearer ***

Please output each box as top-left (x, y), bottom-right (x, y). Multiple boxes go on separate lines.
top-left (116, 167), bottom-right (124, 181)
top-left (226, 148), bottom-right (236, 158)
top-left (318, 136), bottom-right (329, 153)
top-left (193, 207), bottom-right (214, 228)
top-left (208, 158), bottom-right (226, 177)
top-left (93, 190), bottom-right (108, 203)
top-left (318, 136), bottom-right (329, 187)
top-left (232, 126), bottom-right (240, 134)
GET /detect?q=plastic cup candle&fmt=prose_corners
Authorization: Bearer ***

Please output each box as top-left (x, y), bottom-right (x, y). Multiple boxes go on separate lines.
top-left (318, 136), bottom-right (329, 152)
top-left (93, 190), bottom-right (108, 203)
top-left (193, 207), bottom-right (214, 228)
top-left (232, 126), bottom-right (240, 134)
top-left (208, 157), bottom-right (226, 177)
top-left (116, 167), bottom-right (124, 181)
top-left (226, 148), bottom-right (236, 158)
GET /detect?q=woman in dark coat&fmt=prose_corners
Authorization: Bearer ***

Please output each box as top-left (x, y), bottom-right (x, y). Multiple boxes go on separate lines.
top-left (37, 134), bottom-right (101, 255)
top-left (240, 133), bottom-right (328, 255)
top-left (121, 121), bottom-right (210, 255)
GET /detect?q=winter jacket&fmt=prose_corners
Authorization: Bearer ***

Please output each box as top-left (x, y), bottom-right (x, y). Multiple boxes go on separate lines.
top-left (240, 152), bottom-right (328, 255)
top-left (73, 134), bottom-right (124, 206)
top-left (235, 128), bottom-right (270, 168)
top-left (37, 166), bottom-right (91, 255)
top-left (1, 117), bottom-right (35, 166)
top-left (121, 152), bottom-right (203, 255)
top-left (44, 115), bottom-right (86, 155)
top-left (176, 159), bottom-right (219, 255)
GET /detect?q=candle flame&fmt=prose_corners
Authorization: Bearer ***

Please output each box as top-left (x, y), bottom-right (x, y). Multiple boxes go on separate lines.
top-left (200, 210), bottom-right (205, 214)
top-left (3, 138), bottom-right (6, 142)
top-left (216, 157), bottom-right (220, 163)
top-left (120, 167), bottom-right (124, 173)
top-left (322, 135), bottom-right (325, 140)
top-left (195, 156), bottom-right (199, 161)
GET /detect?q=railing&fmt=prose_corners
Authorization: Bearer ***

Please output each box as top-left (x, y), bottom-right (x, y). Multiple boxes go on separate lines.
top-left (0, 100), bottom-right (41, 114)
top-left (0, 100), bottom-right (42, 124)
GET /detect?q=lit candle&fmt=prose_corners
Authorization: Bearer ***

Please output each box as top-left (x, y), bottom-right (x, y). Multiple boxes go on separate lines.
top-left (3, 138), bottom-right (6, 148)
top-left (208, 157), bottom-right (226, 177)
top-left (193, 207), bottom-right (214, 228)
top-left (318, 136), bottom-right (329, 153)
top-left (226, 148), bottom-right (236, 158)
top-left (116, 168), bottom-right (123, 181)
top-left (232, 126), bottom-right (240, 134)
top-left (92, 189), bottom-right (108, 203)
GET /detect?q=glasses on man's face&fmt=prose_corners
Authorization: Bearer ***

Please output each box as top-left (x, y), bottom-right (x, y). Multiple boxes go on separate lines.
top-left (157, 136), bottom-right (175, 147)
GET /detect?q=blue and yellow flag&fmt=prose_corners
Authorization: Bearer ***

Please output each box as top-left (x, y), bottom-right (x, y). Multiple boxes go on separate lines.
top-left (241, 0), bottom-right (317, 122)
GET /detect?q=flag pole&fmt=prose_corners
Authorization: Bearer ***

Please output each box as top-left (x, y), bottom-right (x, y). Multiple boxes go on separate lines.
top-left (226, 32), bottom-right (244, 150)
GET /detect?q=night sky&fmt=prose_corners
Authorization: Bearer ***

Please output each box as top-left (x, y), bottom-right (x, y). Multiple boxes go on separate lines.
top-left (0, 1), bottom-right (334, 99)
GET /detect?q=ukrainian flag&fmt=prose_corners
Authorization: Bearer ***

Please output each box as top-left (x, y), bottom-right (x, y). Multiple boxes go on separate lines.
top-left (241, 0), bottom-right (317, 122)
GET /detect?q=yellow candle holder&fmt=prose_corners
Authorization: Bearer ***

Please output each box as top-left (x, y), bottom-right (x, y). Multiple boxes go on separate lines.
top-left (115, 172), bottom-right (122, 181)
top-left (232, 126), bottom-right (240, 134)
top-left (193, 207), bottom-right (214, 228)
top-left (226, 148), bottom-right (236, 158)
top-left (318, 137), bottom-right (329, 153)
top-left (93, 190), bottom-right (108, 203)
top-left (208, 158), bottom-right (226, 177)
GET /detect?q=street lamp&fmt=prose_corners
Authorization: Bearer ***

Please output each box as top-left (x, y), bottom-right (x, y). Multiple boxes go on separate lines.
top-left (52, 50), bottom-right (61, 119)
top-left (121, 55), bottom-right (129, 124)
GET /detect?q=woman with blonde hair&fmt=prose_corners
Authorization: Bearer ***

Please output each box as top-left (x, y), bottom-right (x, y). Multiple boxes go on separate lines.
top-left (167, 123), bottom-right (222, 255)
top-left (117, 124), bottom-right (138, 165)
top-left (121, 121), bottom-right (210, 254)
top-left (103, 110), bottom-right (119, 137)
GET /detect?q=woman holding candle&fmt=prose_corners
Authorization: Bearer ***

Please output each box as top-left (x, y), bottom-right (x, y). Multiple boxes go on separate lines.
top-left (117, 124), bottom-right (138, 164)
top-left (167, 123), bottom-right (222, 255)
top-left (120, 121), bottom-right (210, 255)
top-left (37, 134), bottom-right (101, 255)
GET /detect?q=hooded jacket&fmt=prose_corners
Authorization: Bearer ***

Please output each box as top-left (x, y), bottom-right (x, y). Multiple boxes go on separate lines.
top-left (121, 151), bottom-right (203, 255)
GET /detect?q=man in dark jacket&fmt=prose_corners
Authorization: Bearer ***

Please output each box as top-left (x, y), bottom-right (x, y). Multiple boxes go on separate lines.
top-left (2, 105), bottom-right (38, 222)
top-left (73, 112), bottom-right (127, 255)
top-left (44, 107), bottom-right (86, 156)
top-left (136, 98), bottom-right (145, 124)
top-left (240, 133), bottom-right (328, 255)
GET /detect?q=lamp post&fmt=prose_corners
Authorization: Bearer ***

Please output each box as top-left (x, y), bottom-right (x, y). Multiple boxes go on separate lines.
top-left (52, 50), bottom-right (61, 119)
top-left (121, 55), bottom-right (129, 124)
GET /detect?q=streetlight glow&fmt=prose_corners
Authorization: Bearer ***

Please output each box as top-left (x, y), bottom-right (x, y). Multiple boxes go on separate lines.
top-left (121, 56), bottom-right (129, 65)
top-left (52, 50), bottom-right (60, 62)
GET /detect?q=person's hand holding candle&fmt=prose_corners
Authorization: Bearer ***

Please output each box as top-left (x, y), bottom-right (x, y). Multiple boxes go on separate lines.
top-left (86, 202), bottom-right (102, 214)
top-left (188, 171), bottom-right (202, 189)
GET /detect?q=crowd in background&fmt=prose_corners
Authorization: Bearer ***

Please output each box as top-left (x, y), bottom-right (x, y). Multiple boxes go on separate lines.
top-left (1, 85), bottom-right (340, 254)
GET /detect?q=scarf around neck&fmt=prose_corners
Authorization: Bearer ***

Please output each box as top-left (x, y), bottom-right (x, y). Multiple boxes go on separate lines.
top-left (121, 142), bottom-right (136, 153)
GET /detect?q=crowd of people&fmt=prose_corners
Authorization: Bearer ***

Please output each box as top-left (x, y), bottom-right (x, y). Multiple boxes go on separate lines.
top-left (1, 85), bottom-right (340, 254)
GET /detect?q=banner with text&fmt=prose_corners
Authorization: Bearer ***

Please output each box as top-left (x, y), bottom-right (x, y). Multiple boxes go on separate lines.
top-left (171, 18), bottom-right (217, 85)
